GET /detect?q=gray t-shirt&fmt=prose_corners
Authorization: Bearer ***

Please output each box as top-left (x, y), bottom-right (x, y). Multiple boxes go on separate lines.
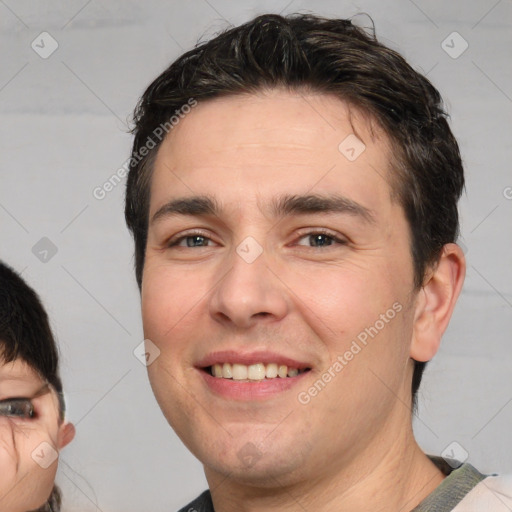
top-left (177, 457), bottom-right (489, 512)
top-left (412, 457), bottom-right (486, 511)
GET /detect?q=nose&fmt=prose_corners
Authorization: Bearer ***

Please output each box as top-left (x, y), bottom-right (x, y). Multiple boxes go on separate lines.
top-left (209, 242), bottom-right (289, 329)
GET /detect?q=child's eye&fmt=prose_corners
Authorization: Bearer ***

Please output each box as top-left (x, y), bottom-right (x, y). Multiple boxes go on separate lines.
top-left (0, 398), bottom-right (35, 418)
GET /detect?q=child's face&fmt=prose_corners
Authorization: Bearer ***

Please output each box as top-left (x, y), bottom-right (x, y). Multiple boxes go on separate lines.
top-left (0, 357), bottom-right (75, 512)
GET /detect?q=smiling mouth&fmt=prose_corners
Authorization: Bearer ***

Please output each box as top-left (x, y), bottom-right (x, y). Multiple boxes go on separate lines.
top-left (206, 363), bottom-right (311, 381)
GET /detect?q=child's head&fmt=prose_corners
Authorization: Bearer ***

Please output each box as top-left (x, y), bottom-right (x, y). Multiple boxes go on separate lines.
top-left (0, 261), bottom-right (75, 512)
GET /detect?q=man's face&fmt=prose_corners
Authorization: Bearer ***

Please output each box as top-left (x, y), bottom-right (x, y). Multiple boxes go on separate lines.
top-left (142, 90), bottom-right (420, 484)
top-left (0, 357), bottom-right (70, 511)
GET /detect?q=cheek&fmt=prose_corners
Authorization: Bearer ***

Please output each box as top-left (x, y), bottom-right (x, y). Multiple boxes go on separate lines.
top-left (0, 419), bottom-right (59, 510)
top-left (142, 266), bottom-right (202, 401)
top-left (0, 420), bottom-right (18, 481)
top-left (286, 260), bottom-right (399, 337)
top-left (287, 261), bottom-right (413, 391)
top-left (141, 260), bottom-right (207, 340)
top-left (24, 464), bottom-right (58, 510)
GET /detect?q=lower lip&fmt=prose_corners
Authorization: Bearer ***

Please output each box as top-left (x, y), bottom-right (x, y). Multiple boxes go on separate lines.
top-left (199, 369), bottom-right (310, 400)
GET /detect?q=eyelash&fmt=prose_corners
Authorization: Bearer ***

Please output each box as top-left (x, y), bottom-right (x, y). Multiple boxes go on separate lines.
top-left (294, 228), bottom-right (348, 248)
top-left (166, 229), bottom-right (347, 249)
top-left (167, 230), bottom-right (214, 248)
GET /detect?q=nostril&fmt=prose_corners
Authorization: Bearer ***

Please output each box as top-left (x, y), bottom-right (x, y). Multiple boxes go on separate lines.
top-left (253, 312), bottom-right (271, 318)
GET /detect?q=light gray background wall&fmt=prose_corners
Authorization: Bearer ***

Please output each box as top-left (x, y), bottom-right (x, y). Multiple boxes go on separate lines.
top-left (0, 1), bottom-right (511, 510)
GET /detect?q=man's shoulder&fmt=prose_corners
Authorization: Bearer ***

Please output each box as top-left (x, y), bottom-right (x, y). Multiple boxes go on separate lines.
top-left (452, 474), bottom-right (512, 511)
top-left (414, 457), bottom-right (512, 511)
top-left (177, 490), bottom-right (213, 512)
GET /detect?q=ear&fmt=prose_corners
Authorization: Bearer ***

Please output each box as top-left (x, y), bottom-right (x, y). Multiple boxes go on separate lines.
top-left (410, 243), bottom-right (466, 362)
top-left (58, 421), bottom-right (76, 449)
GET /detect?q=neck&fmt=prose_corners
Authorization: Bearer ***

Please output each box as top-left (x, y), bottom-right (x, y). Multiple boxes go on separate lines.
top-left (205, 426), bottom-right (445, 512)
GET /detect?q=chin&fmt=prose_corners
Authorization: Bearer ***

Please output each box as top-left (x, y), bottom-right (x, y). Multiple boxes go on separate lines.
top-left (197, 433), bottom-right (315, 487)
top-left (210, 456), bottom-right (312, 488)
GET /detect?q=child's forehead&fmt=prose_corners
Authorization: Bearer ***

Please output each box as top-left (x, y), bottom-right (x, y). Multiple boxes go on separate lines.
top-left (0, 357), bottom-right (45, 384)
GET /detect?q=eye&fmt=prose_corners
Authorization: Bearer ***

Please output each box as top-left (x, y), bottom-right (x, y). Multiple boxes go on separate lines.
top-left (295, 231), bottom-right (347, 248)
top-left (167, 232), bottom-right (215, 248)
top-left (0, 398), bottom-right (35, 419)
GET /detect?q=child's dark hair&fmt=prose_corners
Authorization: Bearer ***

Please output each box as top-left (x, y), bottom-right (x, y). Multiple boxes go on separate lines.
top-left (0, 261), bottom-right (65, 511)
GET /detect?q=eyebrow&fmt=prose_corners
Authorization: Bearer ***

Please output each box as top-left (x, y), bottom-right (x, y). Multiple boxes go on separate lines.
top-left (270, 194), bottom-right (376, 224)
top-left (32, 382), bottom-right (51, 398)
top-left (151, 194), bottom-right (375, 225)
top-left (0, 374), bottom-right (32, 382)
top-left (151, 196), bottom-right (220, 224)
top-left (0, 379), bottom-right (49, 396)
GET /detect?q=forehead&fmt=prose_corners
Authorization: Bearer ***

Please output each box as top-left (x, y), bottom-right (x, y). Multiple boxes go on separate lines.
top-left (0, 355), bottom-right (42, 382)
top-left (150, 89), bottom-right (396, 216)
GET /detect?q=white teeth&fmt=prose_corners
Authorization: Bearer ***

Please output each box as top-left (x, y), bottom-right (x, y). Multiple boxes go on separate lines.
top-left (210, 362), bottom-right (306, 380)
top-left (213, 364), bottom-right (223, 377)
top-left (222, 363), bottom-right (232, 379)
top-left (232, 363), bottom-right (248, 380)
top-left (248, 363), bottom-right (266, 381)
top-left (265, 363), bottom-right (278, 379)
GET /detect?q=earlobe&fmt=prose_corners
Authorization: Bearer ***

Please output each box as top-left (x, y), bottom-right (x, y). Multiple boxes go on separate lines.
top-left (410, 243), bottom-right (466, 362)
top-left (58, 421), bottom-right (76, 449)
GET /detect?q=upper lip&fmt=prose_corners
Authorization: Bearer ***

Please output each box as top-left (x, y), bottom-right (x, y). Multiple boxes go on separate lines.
top-left (196, 350), bottom-right (312, 369)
